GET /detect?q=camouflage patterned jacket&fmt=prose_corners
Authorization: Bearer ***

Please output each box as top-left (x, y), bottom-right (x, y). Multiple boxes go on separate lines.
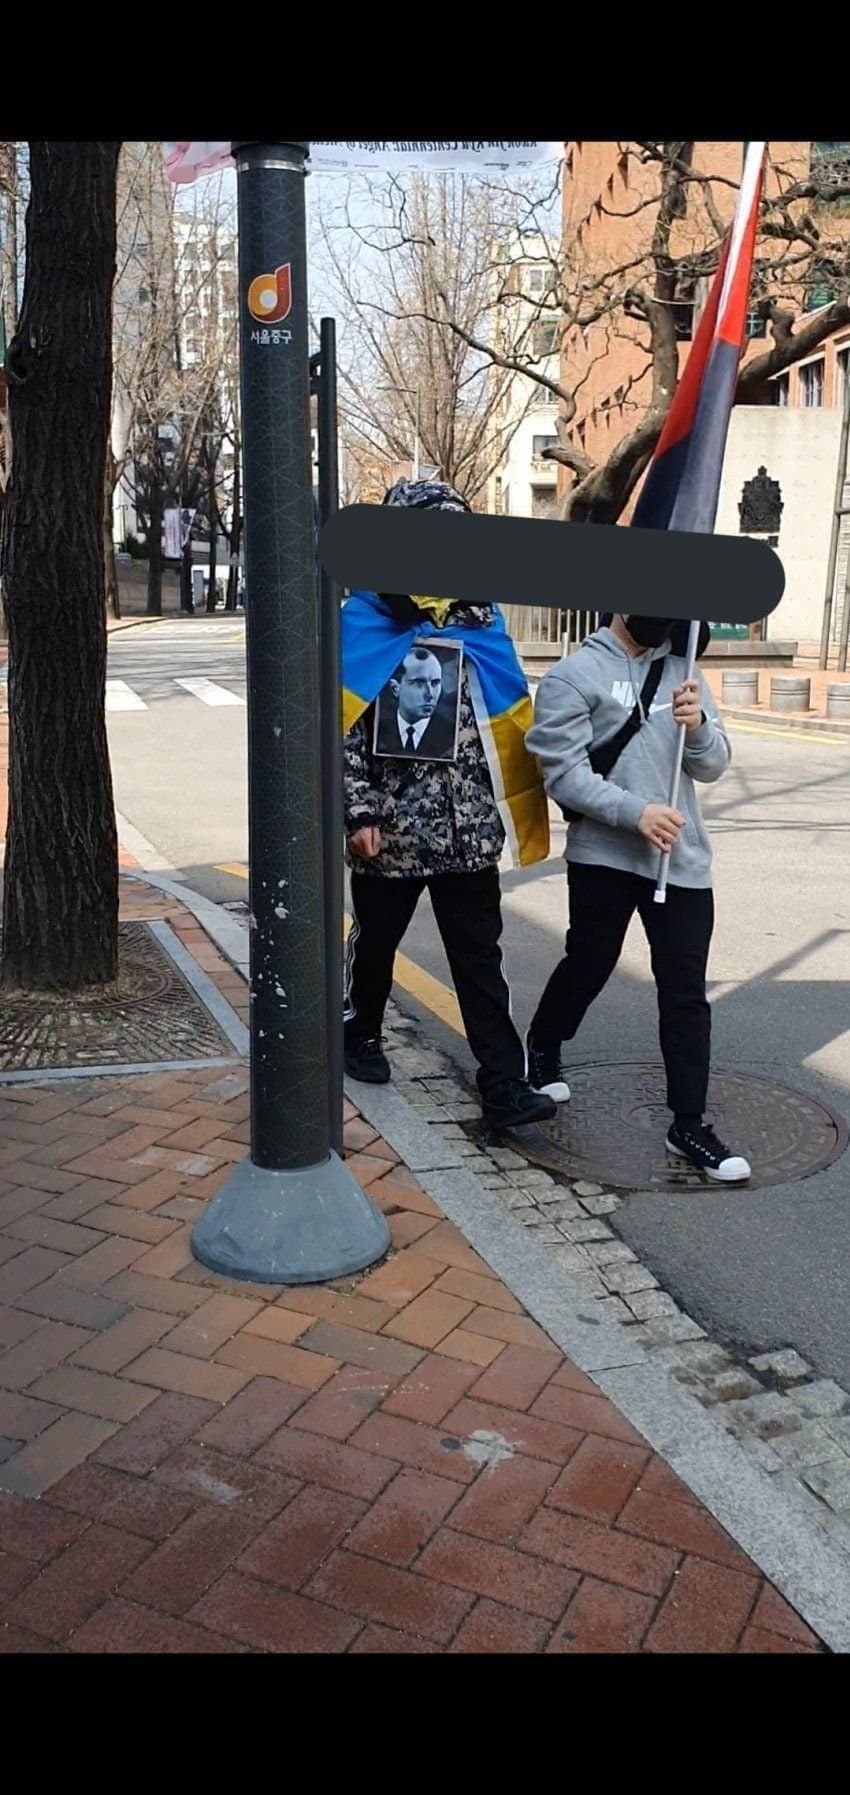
top-left (344, 603), bottom-right (505, 880)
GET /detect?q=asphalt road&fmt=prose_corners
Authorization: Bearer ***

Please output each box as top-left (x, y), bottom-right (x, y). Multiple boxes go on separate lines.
top-left (107, 619), bottom-right (850, 1384)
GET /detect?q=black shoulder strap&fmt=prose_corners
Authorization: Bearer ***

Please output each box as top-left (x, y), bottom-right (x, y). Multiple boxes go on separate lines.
top-left (588, 654), bottom-right (665, 782)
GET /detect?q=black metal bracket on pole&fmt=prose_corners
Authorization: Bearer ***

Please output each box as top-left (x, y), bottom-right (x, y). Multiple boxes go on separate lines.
top-left (310, 321), bottom-right (344, 1156)
top-left (192, 142), bottom-right (388, 1284)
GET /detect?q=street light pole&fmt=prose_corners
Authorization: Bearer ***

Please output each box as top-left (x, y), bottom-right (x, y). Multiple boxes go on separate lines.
top-left (192, 141), bottom-right (388, 1285)
top-left (819, 359), bottom-right (850, 669)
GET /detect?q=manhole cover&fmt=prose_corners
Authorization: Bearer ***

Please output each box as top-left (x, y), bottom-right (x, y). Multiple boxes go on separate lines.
top-left (0, 921), bottom-right (235, 1074)
top-left (499, 1062), bottom-right (848, 1193)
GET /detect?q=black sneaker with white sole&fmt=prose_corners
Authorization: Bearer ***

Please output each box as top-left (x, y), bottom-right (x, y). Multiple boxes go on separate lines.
top-left (526, 1034), bottom-right (571, 1104)
top-left (482, 1079), bottom-right (557, 1132)
top-left (344, 1036), bottom-right (391, 1086)
top-left (666, 1121), bottom-right (751, 1184)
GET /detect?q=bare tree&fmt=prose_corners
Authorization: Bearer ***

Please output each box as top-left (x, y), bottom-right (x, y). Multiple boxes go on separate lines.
top-left (428, 145), bottom-right (850, 522)
top-left (314, 171), bottom-right (561, 505)
top-left (2, 142), bottom-right (120, 990)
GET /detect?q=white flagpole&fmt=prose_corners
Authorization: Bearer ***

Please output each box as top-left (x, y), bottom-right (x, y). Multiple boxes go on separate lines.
top-left (653, 619), bottom-right (700, 905)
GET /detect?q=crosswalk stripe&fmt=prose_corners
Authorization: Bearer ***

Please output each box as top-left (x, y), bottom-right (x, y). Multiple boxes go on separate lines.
top-left (106, 680), bottom-right (147, 712)
top-left (175, 677), bottom-right (245, 707)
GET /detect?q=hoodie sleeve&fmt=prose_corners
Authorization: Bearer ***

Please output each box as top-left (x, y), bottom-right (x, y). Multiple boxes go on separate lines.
top-left (681, 671), bottom-right (732, 784)
top-left (525, 669), bottom-right (647, 833)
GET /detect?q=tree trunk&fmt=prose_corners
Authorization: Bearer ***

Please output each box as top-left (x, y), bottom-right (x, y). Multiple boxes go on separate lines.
top-left (146, 484), bottom-right (163, 615)
top-left (180, 535), bottom-right (194, 612)
top-left (225, 454), bottom-right (241, 609)
top-left (206, 479), bottom-right (218, 613)
top-left (2, 141), bottom-right (120, 990)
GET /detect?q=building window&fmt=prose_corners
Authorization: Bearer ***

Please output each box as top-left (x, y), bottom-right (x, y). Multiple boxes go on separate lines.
top-left (532, 321), bottom-right (559, 359)
top-left (526, 266), bottom-right (546, 295)
top-left (531, 485), bottom-right (559, 520)
top-left (800, 360), bottom-right (824, 407)
top-left (532, 434), bottom-right (557, 461)
top-left (770, 373), bottom-right (790, 407)
top-left (745, 310), bottom-right (767, 339)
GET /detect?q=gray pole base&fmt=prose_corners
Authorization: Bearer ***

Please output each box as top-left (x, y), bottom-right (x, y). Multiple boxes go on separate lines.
top-left (191, 1152), bottom-right (390, 1286)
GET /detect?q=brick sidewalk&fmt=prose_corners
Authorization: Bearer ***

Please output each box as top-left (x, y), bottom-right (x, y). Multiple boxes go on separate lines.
top-left (0, 883), bottom-right (824, 1653)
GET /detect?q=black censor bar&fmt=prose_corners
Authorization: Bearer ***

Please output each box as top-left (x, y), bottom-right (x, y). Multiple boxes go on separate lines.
top-left (320, 506), bottom-right (785, 626)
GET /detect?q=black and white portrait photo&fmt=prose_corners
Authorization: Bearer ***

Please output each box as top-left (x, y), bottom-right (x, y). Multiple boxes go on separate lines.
top-left (373, 640), bottom-right (463, 763)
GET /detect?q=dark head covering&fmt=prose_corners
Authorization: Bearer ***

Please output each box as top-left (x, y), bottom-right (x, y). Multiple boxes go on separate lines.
top-left (599, 613), bottom-right (711, 660)
top-left (383, 477), bottom-right (470, 514)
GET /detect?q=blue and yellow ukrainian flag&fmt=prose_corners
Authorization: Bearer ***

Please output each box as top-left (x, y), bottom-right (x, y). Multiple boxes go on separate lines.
top-left (341, 590), bottom-right (549, 868)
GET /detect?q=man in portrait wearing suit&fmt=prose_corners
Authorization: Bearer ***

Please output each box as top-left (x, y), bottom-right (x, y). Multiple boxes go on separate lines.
top-left (376, 646), bottom-right (456, 760)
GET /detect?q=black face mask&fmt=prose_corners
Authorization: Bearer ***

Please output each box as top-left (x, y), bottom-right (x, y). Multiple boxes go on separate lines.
top-left (625, 615), bottom-right (672, 649)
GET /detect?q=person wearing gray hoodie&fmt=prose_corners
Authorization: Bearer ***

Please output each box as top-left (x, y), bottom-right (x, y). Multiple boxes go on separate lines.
top-left (524, 612), bottom-right (750, 1184)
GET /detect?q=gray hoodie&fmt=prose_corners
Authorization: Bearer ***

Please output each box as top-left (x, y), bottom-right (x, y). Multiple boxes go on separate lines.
top-left (525, 627), bottom-right (730, 889)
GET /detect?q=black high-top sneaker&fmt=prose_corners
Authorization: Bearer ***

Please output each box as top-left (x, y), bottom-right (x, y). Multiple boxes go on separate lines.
top-left (526, 1033), bottom-right (571, 1104)
top-left (344, 1036), bottom-right (391, 1086)
top-left (666, 1120), bottom-right (751, 1184)
top-left (482, 1079), bottom-right (556, 1131)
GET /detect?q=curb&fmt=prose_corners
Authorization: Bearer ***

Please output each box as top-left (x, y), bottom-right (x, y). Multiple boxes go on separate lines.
top-left (135, 869), bottom-right (849, 1652)
top-left (719, 704), bottom-right (850, 738)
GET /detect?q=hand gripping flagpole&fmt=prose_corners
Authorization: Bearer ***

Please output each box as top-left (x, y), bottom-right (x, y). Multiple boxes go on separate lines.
top-left (652, 139), bottom-right (765, 905)
top-left (653, 619), bottom-right (700, 905)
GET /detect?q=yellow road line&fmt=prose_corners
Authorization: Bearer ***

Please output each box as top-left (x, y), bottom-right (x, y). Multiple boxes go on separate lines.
top-left (216, 864), bottom-right (465, 1033)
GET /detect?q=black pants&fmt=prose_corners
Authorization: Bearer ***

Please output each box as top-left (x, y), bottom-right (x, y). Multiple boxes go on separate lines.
top-left (345, 868), bottom-right (525, 1095)
top-left (531, 863), bottom-right (714, 1117)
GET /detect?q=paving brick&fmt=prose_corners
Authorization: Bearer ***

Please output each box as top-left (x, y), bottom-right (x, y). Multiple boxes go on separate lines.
top-left (461, 1307), bottom-right (555, 1352)
top-left (347, 1468), bottom-right (464, 1567)
top-left (30, 1361), bottom-right (156, 1423)
top-left (450, 1453), bottom-right (559, 1545)
top-left (159, 1294), bottom-right (263, 1360)
top-left (196, 1379), bottom-right (310, 1455)
top-left (0, 1390), bottom-right (64, 1442)
top-left (109, 1172), bottom-right (187, 1212)
top-left (0, 1307), bottom-right (45, 1351)
top-left (72, 1310), bottom-right (171, 1373)
top-left (240, 1308), bottom-right (316, 1346)
top-left (238, 1485), bottom-right (366, 1589)
top-left (95, 1392), bottom-right (216, 1475)
top-left (413, 1221), bottom-right (500, 1276)
top-left (645, 1555), bottom-right (760, 1653)
top-left (47, 1461), bottom-right (196, 1540)
top-left (441, 1398), bottom-right (584, 1468)
top-left (69, 1597), bottom-right (240, 1654)
top-left (468, 1344), bottom-right (562, 1412)
top-left (276, 1285), bottom-right (394, 1335)
top-left (257, 1425), bottom-right (399, 1502)
top-left (349, 1624), bottom-right (439, 1653)
top-left (78, 1206), bottom-right (178, 1244)
top-left (617, 1488), bottom-right (755, 1572)
top-left (122, 1347), bottom-right (250, 1405)
top-left (294, 1320), bottom-right (423, 1381)
top-left (0, 1623), bottom-right (61, 1653)
top-left (520, 1506), bottom-right (679, 1597)
top-left (345, 1153), bottom-right (411, 1192)
top-left (548, 1576), bottom-right (656, 1653)
top-left (103, 1269), bottom-right (211, 1315)
top-left (3, 1521), bottom-right (151, 1641)
top-left (739, 1624), bottom-right (820, 1653)
top-left (161, 1118), bottom-right (233, 1152)
top-left (434, 1269), bottom-right (523, 1314)
top-left (0, 1164), bottom-right (82, 1195)
top-left (418, 1528), bottom-right (577, 1620)
top-left (0, 1491), bottom-right (84, 1560)
top-left (15, 1281), bottom-right (127, 1331)
top-left (547, 1435), bottom-right (651, 1524)
top-left (449, 1598), bottom-right (554, 1654)
top-left (309, 1549), bottom-right (473, 1644)
top-left (189, 1570), bottom-right (362, 1652)
top-left (0, 1413), bottom-right (119, 1498)
top-left (5, 1216), bottom-right (105, 1256)
top-left (52, 1237), bottom-right (148, 1288)
top-left (0, 1322), bottom-right (94, 1390)
top-left (382, 1289), bottom-right (475, 1350)
top-left (388, 1212), bottom-right (441, 1252)
top-left (531, 1383), bottom-right (650, 1446)
top-left (381, 1353), bottom-right (483, 1426)
top-left (437, 1329), bottom-right (505, 1368)
top-left (0, 1246), bottom-right (74, 1301)
top-left (293, 1367), bottom-right (393, 1441)
top-left (357, 1251), bottom-right (441, 1307)
top-left (349, 1411), bottom-right (482, 1484)
top-left (215, 1333), bottom-right (338, 1390)
top-left (637, 1456), bottom-right (702, 1507)
top-left (750, 1582), bottom-right (822, 1646)
top-left (0, 1549), bottom-right (38, 1604)
top-left (152, 1440), bottom-right (302, 1519)
top-left (342, 1117), bottom-right (380, 1153)
top-left (120, 1503), bottom-right (266, 1615)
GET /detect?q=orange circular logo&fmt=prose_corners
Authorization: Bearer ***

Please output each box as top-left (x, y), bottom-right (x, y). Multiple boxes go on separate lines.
top-left (247, 263), bottom-right (292, 324)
